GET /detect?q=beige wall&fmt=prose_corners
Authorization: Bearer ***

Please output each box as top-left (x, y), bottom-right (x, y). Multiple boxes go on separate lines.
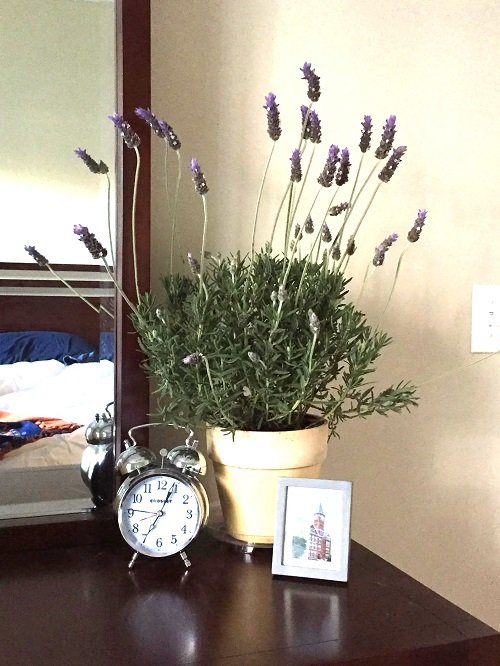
top-left (1, 0), bottom-right (115, 263)
top-left (151, 0), bottom-right (500, 629)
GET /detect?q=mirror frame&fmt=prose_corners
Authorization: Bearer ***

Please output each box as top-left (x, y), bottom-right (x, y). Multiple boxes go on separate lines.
top-left (0, 0), bottom-right (151, 552)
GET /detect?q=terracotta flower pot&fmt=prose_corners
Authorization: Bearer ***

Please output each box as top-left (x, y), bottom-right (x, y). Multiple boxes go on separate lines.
top-left (206, 418), bottom-right (329, 544)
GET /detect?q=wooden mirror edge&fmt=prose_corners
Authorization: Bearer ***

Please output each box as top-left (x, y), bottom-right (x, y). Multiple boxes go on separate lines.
top-left (0, 0), bottom-right (151, 553)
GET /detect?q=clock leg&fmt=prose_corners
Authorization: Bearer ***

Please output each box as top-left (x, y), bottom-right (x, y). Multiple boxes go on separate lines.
top-left (128, 552), bottom-right (140, 570)
top-left (180, 551), bottom-right (191, 568)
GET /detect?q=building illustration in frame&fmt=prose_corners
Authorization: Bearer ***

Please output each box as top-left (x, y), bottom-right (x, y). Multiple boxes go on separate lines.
top-left (308, 502), bottom-right (331, 561)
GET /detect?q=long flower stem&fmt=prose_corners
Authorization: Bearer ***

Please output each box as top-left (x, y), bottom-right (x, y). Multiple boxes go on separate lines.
top-left (335, 159), bottom-right (378, 249)
top-left (103, 256), bottom-right (137, 313)
top-left (47, 265), bottom-right (113, 318)
top-left (131, 146), bottom-right (141, 301)
top-left (251, 143), bottom-right (275, 258)
top-left (356, 263), bottom-right (375, 305)
top-left (198, 194), bottom-right (209, 297)
top-left (169, 150), bottom-right (182, 275)
top-left (105, 174), bottom-right (115, 266)
top-left (417, 351), bottom-right (499, 387)
top-left (270, 182), bottom-right (292, 247)
top-left (381, 243), bottom-right (410, 316)
top-left (339, 182), bottom-right (382, 271)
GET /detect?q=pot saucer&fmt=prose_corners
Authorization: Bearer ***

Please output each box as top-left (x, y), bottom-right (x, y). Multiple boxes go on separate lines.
top-left (207, 522), bottom-right (273, 553)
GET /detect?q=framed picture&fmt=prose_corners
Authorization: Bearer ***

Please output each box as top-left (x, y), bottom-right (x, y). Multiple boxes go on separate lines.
top-left (272, 478), bottom-right (353, 582)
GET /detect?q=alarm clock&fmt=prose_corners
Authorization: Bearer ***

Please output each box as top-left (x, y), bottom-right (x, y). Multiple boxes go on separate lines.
top-left (114, 424), bottom-right (209, 570)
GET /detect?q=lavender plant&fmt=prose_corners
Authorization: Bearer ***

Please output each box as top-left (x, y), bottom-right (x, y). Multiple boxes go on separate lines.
top-left (124, 63), bottom-right (425, 435)
top-left (26, 64), bottom-right (425, 435)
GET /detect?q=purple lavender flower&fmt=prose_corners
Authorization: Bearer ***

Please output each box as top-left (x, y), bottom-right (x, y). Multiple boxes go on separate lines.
top-left (309, 110), bottom-right (322, 144)
top-left (308, 309), bottom-right (320, 335)
top-left (290, 149), bottom-right (302, 182)
top-left (300, 62), bottom-right (321, 102)
top-left (378, 146), bottom-right (407, 183)
top-left (321, 223), bottom-right (332, 243)
top-left (372, 233), bottom-right (398, 266)
top-left (74, 148), bottom-right (109, 175)
top-left (304, 215), bottom-right (314, 234)
top-left (190, 158), bottom-right (209, 195)
top-left (24, 245), bottom-right (48, 266)
top-left (73, 224), bottom-right (107, 259)
top-left (359, 115), bottom-right (373, 153)
top-left (135, 107), bottom-right (163, 136)
top-left (329, 202), bottom-right (349, 216)
top-left (331, 244), bottom-right (341, 260)
top-left (187, 251), bottom-right (200, 274)
top-left (263, 93), bottom-right (281, 141)
top-left (294, 224), bottom-right (303, 240)
top-left (346, 236), bottom-right (356, 255)
top-left (182, 352), bottom-right (202, 366)
top-left (300, 105), bottom-right (311, 140)
top-left (335, 148), bottom-right (351, 186)
top-left (135, 107), bottom-right (182, 150)
top-left (375, 115), bottom-right (397, 159)
top-left (407, 209), bottom-right (427, 243)
top-left (157, 120), bottom-right (181, 150)
top-left (317, 145), bottom-right (340, 187)
top-left (108, 112), bottom-right (141, 149)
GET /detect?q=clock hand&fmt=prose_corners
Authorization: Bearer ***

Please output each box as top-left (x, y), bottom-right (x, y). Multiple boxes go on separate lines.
top-left (143, 482), bottom-right (178, 541)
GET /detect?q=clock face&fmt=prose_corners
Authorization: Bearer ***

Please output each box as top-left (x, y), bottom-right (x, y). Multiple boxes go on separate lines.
top-left (117, 469), bottom-right (204, 557)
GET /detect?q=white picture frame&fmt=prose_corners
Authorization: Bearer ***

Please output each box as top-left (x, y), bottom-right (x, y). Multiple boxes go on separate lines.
top-left (272, 478), bottom-right (353, 582)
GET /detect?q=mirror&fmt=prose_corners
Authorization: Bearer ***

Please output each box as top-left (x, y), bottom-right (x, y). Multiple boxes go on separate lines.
top-left (0, 0), bottom-right (150, 547)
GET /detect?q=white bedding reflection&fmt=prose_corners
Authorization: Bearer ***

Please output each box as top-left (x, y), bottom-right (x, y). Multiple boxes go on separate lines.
top-left (0, 360), bottom-right (114, 512)
top-left (0, 359), bottom-right (114, 426)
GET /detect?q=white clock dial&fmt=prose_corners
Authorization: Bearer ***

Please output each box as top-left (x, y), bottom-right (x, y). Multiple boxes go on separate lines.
top-left (117, 471), bottom-right (203, 557)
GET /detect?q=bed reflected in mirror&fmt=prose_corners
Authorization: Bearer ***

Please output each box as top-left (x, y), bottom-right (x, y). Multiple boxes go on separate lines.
top-left (0, 0), bottom-right (116, 519)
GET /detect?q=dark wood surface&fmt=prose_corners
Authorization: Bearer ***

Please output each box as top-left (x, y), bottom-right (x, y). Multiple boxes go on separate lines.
top-left (1, 531), bottom-right (498, 665)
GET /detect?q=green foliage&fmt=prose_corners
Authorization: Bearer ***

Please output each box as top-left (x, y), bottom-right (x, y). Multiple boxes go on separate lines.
top-left (133, 250), bottom-right (417, 434)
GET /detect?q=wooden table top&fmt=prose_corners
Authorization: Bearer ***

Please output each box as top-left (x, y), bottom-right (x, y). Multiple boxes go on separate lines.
top-left (1, 529), bottom-right (498, 665)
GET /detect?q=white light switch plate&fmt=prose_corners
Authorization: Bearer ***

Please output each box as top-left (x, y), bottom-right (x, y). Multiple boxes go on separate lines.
top-left (471, 285), bottom-right (500, 353)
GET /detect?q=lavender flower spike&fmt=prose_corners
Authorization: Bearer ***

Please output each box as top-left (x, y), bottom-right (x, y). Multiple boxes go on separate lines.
top-left (317, 145), bottom-right (340, 187)
top-left (187, 251), bottom-right (200, 274)
top-left (73, 224), bottom-right (108, 260)
top-left (24, 245), bottom-right (48, 266)
top-left (359, 115), bottom-right (372, 153)
top-left (182, 352), bottom-right (202, 366)
top-left (135, 107), bottom-right (167, 139)
top-left (329, 202), bottom-right (349, 217)
top-left (407, 209), bottom-right (427, 243)
top-left (74, 148), bottom-right (109, 175)
top-left (300, 105), bottom-right (311, 140)
top-left (157, 120), bottom-right (182, 150)
top-left (300, 62), bottom-right (321, 102)
top-left (190, 158), bottom-right (209, 195)
top-left (308, 310), bottom-right (320, 335)
top-left (108, 112), bottom-right (140, 149)
top-left (263, 93), bottom-right (281, 141)
top-left (335, 148), bottom-right (351, 186)
top-left (309, 110), bottom-right (322, 144)
top-left (290, 149), bottom-right (302, 182)
top-left (373, 233), bottom-right (398, 266)
top-left (375, 115), bottom-right (397, 159)
top-left (321, 223), bottom-right (332, 243)
top-left (378, 146), bottom-right (407, 183)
